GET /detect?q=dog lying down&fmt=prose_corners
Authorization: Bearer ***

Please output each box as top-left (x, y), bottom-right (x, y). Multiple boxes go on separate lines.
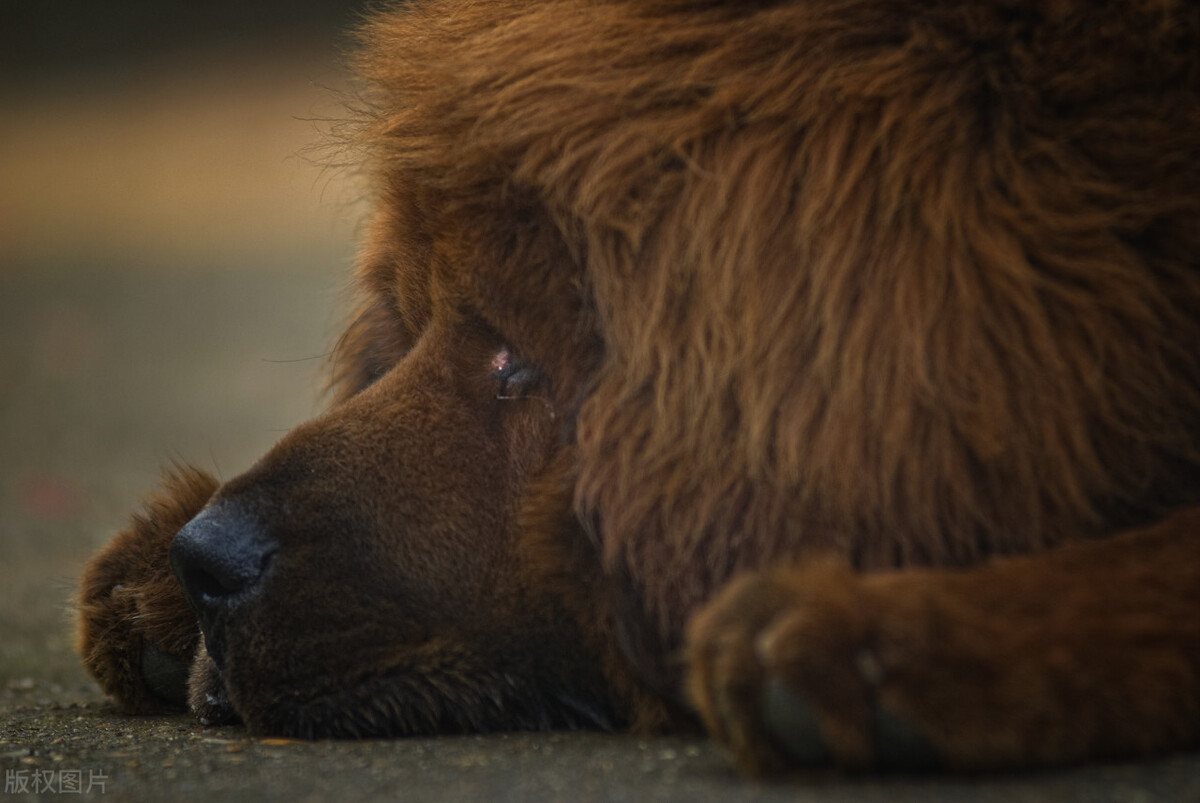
top-left (78, 0), bottom-right (1200, 774)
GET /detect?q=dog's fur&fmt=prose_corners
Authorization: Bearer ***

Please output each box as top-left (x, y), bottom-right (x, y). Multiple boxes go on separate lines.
top-left (78, 0), bottom-right (1200, 773)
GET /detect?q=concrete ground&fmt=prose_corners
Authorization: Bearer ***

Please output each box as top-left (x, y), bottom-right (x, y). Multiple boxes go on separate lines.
top-left (3, 38), bottom-right (1200, 803)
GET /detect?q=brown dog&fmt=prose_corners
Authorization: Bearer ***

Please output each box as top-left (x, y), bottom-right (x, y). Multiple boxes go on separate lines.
top-left (77, 0), bottom-right (1200, 774)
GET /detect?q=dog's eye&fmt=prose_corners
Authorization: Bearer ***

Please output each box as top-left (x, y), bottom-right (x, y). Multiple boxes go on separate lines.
top-left (490, 347), bottom-right (539, 399)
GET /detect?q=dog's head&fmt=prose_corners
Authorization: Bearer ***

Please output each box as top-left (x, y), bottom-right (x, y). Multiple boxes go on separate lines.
top-left (168, 168), bottom-right (631, 734)
top-left (167, 0), bottom-right (1200, 737)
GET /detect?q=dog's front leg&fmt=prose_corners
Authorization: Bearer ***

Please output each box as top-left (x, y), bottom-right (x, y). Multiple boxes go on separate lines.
top-left (687, 507), bottom-right (1200, 774)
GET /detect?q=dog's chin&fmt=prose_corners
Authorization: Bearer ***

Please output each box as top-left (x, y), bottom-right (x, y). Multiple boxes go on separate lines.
top-left (261, 674), bottom-right (619, 740)
top-left (187, 636), bottom-right (621, 740)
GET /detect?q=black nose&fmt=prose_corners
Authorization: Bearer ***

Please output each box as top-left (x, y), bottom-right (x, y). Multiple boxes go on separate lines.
top-left (169, 501), bottom-right (276, 633)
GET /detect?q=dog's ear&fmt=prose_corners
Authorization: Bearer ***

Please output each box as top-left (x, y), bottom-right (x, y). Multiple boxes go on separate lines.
top-left (76, 465), bottom-right (217, 712)
top-left (328, 189), bottom-right (435, 404)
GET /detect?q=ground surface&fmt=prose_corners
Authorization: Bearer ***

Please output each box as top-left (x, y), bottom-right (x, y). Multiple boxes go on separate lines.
top-left (3, 41), bottom-right (1200, 803)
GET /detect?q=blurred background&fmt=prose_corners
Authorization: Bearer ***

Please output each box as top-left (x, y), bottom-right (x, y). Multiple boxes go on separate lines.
top-left (1, 1), bottom-right (367, 696)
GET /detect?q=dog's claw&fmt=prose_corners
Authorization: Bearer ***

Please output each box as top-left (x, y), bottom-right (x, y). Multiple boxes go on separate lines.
top-left (762, 677), bottom-right (831, 765)
top-left (873, 706), bottom-right (940, 771)
top-left (762, 677), bottom-right (941, 771)
top-left (140, 640), bottom-right (189, 707)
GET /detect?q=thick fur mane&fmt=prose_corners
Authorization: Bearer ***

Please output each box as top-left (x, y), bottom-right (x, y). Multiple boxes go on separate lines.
top-left (346, 0), bottom-right (1200, 644)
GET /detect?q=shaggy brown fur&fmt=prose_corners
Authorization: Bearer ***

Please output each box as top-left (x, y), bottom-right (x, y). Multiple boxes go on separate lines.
top-left (78, 0), bottom-right (1200, 773)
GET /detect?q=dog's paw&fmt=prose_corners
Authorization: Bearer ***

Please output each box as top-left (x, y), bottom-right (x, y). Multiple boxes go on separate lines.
top-left (76, 465), bottom-right (218, 712)
top-left (688, 517), bottom-right (1200, 775)
top-left (685, 562), bottom-right (950, 774)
